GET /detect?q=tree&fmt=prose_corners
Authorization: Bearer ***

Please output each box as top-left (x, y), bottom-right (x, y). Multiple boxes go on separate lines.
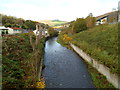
top-left (1, 13), bottom-right (36, 30)
top-left (72, 18), bottom-right (87, 33)
top-left (16, 18), bottom-right (25, 26)
top-left (24, 20), bottom-right (36, 30)
top-left (4, 23), bottom-right (12, 27)
top-left (85, 14), bottom-right (96, 29)
top-left (21, 24), bottom-right (28, 29)
top-left (48, 27), bottom-right (58, 37)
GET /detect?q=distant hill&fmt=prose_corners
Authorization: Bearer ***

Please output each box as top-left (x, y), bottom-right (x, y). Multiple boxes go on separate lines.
top-left (37, 20), bottom-right (67, 27)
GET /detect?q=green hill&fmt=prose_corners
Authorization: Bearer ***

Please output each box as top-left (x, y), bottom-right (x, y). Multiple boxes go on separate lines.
top-left (71, 23), bottom-right (118, 74)
top-left (37, 20), bottom-right (67, 27)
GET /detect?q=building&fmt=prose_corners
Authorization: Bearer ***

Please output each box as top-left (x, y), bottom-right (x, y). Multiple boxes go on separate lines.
top-left (33, 22), bottom-right (49, 37)
top-left (0, 26), bottom-right (8, 35)
top-left (118, 1), bottom-right (120, 10)
top-left (118, 1), bottom-right (120, 22)
top-left (96, 16), bottom-right (108, 25)
top-left (8, 27), bottom-right (23, 34)
top-left (0, 26), bottom-right (23, 35)
top-left (96, 11), bottom-right (119, 25)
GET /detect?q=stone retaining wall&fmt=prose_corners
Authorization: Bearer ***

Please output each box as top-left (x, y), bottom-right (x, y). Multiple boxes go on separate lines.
top-left (70, 43), bottom-right (120, 88)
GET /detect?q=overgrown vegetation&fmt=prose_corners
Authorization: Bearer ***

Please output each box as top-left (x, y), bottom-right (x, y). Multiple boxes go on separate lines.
top-left (71, 23), bottom-right (118, 74)
top-left (2, 33), bottom-right (45, 88)
top-left (1, 13), bottom-right (36, 30)
top-left (57, 23), bottom-right (119, 88)
top-left (87, 63), bottom-right (115, 88)
top-left (0, 13), bottom-right (49, 30)
top-left (48, 27), bottom-right (58, 37)
top-left (71, 18), bottom-right (87, 33)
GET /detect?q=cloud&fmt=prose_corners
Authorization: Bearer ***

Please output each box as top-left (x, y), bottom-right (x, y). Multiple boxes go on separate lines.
top-left (0, 0), bottom-right (119, 21)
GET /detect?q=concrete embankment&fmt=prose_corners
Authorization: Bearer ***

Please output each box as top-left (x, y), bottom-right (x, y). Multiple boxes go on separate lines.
top-left (70, 43), bottom-right (120, 88)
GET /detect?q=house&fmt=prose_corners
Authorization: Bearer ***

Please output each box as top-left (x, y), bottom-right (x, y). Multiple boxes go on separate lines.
top-left (0, 26), bottom-right (23, 35)
top-left (33, 23), bottom-right (49, 37)
top-left (0, 26), bottom-right (8, 35)
top-left (96, 16), bottom-right (108, 25)
top-left (96, 11), bottom-right (119, 25)
top-left (9, 27), bottom-right (23, 34)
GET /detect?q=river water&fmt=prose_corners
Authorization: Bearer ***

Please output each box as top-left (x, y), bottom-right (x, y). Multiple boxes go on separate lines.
top-left (42, 37), bottom-right (95, 88)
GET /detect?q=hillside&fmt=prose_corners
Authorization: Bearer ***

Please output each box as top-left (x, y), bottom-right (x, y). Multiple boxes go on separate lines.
top-left (70, 23), bottom-right (118, 74)
top-left (58, 23), bottom-right (118, 74)
top-left (37, 20), bottom-right (67, 27)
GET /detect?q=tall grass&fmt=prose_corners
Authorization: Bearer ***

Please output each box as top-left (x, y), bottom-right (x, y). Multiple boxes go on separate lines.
top-left (71, 23), bottom-right (118, 74)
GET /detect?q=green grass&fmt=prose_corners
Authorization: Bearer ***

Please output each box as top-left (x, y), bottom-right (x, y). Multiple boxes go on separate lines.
top-left (57, 23), bottom-right (119, 88)
top-left (87, 63), bottom-right (115, 88)
top-left (71, 23), bottom-right (119, 74)
top-left (2, 33), bottom-right (45, 88)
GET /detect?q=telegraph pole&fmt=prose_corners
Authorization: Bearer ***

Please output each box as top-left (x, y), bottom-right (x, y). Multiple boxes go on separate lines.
top-left (118, 1), bottom-right (120, 22)
top-left (0, 14), bottom-right (2, 26)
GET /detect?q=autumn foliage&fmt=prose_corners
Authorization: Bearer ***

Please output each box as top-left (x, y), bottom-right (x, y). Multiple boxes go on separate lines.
top-left (63, 34), bottom-right (72, 43)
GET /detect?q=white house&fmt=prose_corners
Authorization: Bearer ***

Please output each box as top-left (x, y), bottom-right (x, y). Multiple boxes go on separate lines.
top-left (7, 27), bottom-right (13, 34)
top-left (0, 26), bottom-right (8, 35)
top-left (0, 26), bottom-right (23, 35)
top-left (96, 16), bottom-right (108, 25)
top-left (9, 27), bottom-right (23, 34)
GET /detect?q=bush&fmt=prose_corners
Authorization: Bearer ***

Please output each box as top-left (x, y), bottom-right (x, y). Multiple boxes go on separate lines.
top-left (2, 33), bottom-right (45, 88)
top-left (48, 27), bottom-right (58, 37)
top-left (72, 18), bottom-right (87, 33)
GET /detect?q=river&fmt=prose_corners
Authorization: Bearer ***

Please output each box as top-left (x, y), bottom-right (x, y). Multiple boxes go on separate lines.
top-left (42, 37), bottom-right (95, 88)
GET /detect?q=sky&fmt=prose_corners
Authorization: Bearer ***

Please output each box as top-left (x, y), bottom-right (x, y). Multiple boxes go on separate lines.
top-left (0, 0), bottom-right (119, 21)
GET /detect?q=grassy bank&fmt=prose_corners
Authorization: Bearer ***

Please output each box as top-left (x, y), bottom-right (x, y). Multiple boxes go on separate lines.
top-left (57, 23), bottom-right (118, 88)
top-left (71, 23), bottom-right (118, 74)
top-left (2, 33), bottom-right (45, 88)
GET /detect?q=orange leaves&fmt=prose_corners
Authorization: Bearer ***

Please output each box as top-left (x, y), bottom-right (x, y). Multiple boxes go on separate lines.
top-left (63, 34), bottom-right (72, 43)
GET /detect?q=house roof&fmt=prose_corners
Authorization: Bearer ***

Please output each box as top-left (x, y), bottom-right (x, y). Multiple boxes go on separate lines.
top-left (10, 27), bottom-right (23, 30)
top-left (0, 26), bottom-right (8, 30)
top-left (96, 11), bottom-right (118, 21)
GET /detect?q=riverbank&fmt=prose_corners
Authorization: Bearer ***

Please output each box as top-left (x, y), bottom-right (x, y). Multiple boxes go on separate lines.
top-left (57, 37), bottom-right (115, 88)
top-left (57, 23), bottom-right (118, 88)
top-left (71, 23), bottom-right (118, 74)
top-left (2, 33), bottom-right (45, 88)
top-left (70, 44), bottom-right (117, 88)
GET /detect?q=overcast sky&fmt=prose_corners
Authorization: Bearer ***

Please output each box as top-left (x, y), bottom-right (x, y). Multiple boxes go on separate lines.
top-left (0, 0), bottom-right (119, 21)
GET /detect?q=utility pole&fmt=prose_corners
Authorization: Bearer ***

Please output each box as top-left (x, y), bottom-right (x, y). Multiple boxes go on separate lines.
top-left (0, 14), bottom-right (2, 26)
top-left (118, 1), bottom-right (120, 22)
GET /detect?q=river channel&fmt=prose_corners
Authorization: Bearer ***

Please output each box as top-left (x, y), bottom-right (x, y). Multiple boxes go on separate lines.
top-left (42, 37), bottom-right (95, 88)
